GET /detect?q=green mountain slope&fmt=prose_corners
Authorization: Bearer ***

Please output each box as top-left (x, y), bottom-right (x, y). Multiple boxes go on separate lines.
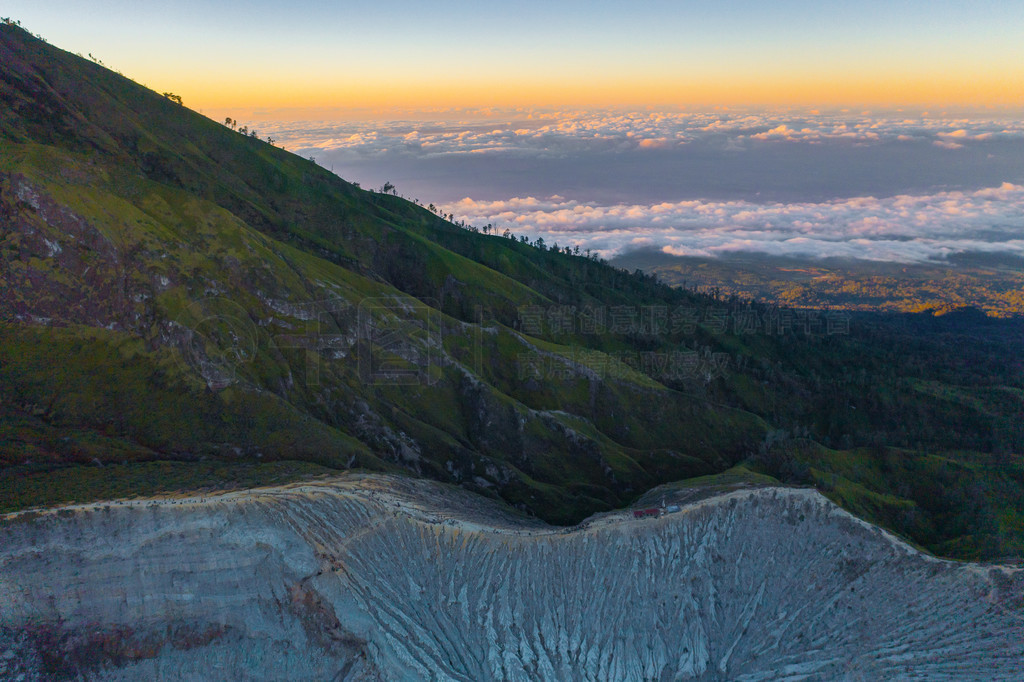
top-left (1, 22), bottom-right (1022, 559)
top-left (0, 23), bottom-right (767, 524)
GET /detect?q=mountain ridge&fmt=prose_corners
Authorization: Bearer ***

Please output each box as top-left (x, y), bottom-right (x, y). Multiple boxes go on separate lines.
top-left (0, 21), bottom-right (764, 525)
top-left (1, 21), bottom-right (1023, 561)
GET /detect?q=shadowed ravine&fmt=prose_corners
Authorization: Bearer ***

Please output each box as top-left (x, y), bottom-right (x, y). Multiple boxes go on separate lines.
top-left (1, 474), bottom-right (1022, 680)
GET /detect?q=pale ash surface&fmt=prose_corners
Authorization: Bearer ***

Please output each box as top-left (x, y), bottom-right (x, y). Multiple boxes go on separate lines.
top-left (1, 473), bottom-right (1022, 680)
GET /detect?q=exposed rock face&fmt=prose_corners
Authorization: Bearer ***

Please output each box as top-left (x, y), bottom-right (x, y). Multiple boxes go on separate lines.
top-left (1, 476), bottom-right (1022, 680)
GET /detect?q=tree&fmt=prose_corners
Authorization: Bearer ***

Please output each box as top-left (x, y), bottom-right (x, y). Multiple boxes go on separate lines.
top-left (381, 181), bottom-right (395, 195)
top-left (162, 92), bottom-right (183, 105)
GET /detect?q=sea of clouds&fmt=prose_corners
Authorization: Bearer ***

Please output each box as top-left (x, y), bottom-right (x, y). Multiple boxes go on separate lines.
top-left (258, 109), bottom-right (1024, 262)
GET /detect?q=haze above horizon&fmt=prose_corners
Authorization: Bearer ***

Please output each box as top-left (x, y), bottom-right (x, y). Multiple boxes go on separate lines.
top-left (6, 0), bottom-right (1023, 110)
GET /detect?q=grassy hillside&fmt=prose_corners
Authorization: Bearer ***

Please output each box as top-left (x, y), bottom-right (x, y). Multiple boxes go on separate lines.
top-left (1, 22), bottom-right (1022, 559)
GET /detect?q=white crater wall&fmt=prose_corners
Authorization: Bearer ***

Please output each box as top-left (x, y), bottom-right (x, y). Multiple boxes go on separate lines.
top-left (1, 477), bottom-right (1022, 680)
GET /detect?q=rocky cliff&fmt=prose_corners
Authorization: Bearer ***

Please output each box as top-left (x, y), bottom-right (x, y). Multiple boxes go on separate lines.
top-left (2, 475), bottom-right (1021, 680)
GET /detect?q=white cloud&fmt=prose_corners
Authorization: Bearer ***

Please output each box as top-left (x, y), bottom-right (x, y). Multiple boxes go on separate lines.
top-left (442, 184), bottom-right (1024, 263)
top-left (260, 108), bottom-right (1024, 160)
top-left (250, 108), bottom-right (1024, 262)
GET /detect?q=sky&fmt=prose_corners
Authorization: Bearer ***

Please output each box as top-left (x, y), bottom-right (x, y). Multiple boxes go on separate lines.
top-left (7, 2), bottom-right (1024, 263)
top-left (6, 0), bottom-right (1024, 110)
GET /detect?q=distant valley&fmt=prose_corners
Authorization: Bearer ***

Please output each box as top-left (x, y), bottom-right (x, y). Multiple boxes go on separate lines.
top-left (613, 250), bottom-right (1024, 317)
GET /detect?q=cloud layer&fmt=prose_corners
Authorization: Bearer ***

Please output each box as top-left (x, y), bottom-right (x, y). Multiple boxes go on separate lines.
top-left (264, 108), bottom-right (1024, 154)
top-left (258, 109), bottom-right (1024, 262)
top-left (440, 183), bottom-right (1024, 262)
